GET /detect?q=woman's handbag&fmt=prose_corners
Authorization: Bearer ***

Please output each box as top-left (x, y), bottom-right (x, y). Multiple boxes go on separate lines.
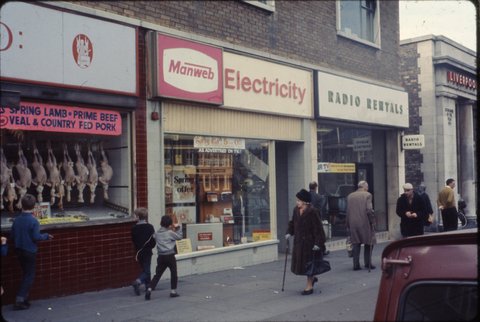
top-left (304, 251), bottom-right (331, 276)
top-left (346, 236), bottom-right (353, 257)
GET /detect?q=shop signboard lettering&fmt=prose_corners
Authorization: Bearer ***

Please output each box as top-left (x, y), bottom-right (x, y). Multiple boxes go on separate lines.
top-left (0, 102), bottom-right (121, 136)
top-left (317, 71), bottom-right (409, 128)
top-left (223, 52), bottom-right (312, 118)
top-left (446, 70), bottom-right (476, 91)
top-left (353, 136), bottom-right (372, 152)
top-left (0, 2), bottom-right (137, 94)
top-left (193, 136), bottom-right (245, 150)
top-left (198, 232), bottom-right (213, 241)
top-left (154, 33), bottom-right (223, 104)
top-left (402, 134), bottom-right (425, 150)
top-left (317, 162), bottom-right (356, 173)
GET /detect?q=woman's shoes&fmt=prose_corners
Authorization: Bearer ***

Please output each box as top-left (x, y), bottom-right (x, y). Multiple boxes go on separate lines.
top-left (312, 277), bottom-right (318, 287)
top-left (301, 289), bottom-right (313, 295)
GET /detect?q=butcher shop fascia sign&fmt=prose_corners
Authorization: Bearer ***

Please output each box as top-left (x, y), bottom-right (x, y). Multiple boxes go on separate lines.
top-left (0, 102), bottom-right (121, 136)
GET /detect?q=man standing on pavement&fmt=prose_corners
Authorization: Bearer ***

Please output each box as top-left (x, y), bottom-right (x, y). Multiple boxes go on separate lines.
top-left (437, 178), bottom-right (458, 232)
top-left (346, 181), bottom-right (376, 271)
top-left (11, 194), bottom-right (53, 310)
top-left (309, 181), bottom-right (329, 256)
top-left (396, 183), bottom-right (427, 237)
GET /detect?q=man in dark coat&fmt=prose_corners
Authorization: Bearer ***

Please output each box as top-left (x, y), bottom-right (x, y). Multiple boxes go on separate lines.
top-left (396, 183), bottom-right (427, 237)
top-left (416, 183), bottom-right (434, 226)
top-left (309, 181), bottom-right (329, 256)
top-left (346, 181), bottom-right (376, 271)
top-left (286, 189), bottom-right (326, 295)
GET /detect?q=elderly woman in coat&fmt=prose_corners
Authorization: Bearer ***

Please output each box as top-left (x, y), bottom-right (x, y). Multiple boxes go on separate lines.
top-left (346, 181), bottom-right (376, 271)
top-left (286, 189), bottom-right (326, 295)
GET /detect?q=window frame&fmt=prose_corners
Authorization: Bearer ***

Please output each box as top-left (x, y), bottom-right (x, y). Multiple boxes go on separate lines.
top-left (336, 0), bottom-right (381, 49)
top-left (397, 280), bottom-right (478, 321)
top-left (242, 0), bottom-right (275, 13)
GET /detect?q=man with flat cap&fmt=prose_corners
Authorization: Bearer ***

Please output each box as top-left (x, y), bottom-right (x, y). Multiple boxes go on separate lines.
top-left (396, 183), bottom-right (427, 238)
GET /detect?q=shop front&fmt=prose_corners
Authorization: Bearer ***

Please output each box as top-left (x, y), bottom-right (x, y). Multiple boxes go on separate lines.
top-left (315, 71), bottom-right (409, 239)
top-left (146, 33), bottom-right (314, 275)
top-left (400, 36), bottom-right (477, 228)
top-left (0, 2), bottom-right (141, 303)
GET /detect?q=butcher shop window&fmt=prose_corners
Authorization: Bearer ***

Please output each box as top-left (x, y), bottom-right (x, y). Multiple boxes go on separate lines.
top-left (0, 105), bottom-right (132, 227)
top-left (164, 135), bottom-right (271, 250)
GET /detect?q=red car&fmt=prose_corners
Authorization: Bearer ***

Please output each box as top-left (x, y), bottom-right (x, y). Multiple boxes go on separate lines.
top-left (374, 228), bottom-right (478, 321)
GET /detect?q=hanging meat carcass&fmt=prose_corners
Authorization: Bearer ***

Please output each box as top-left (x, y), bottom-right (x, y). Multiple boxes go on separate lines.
top-left (15, 144), bottom-right (32, 210)
top-left (98, 142), bottom-right (113, 200)
top-left (1, 148), bottom-right (17, 212)
top-left (31, 141), bottom-right (48, 202)
top-left (86, 143), bottom-right (98, 203)
top-left (45, 141), bottom-right (64, 207)
top-left (74, 143), bottom-right (89, 203)
top-left (62, 143), bottom-right (77, 202)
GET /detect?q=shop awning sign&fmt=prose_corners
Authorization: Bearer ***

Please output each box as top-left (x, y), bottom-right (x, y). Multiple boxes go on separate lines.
top-left (402, 134), bottom-right (425, 150)
top-left (317, 162), bottom-right (356, 173)
top-left (352, 136), bottom-right (372, 152)
top-left (152, 33), bottom-right (223, 105)
top-left (0, 102), bottom-right (121, 136)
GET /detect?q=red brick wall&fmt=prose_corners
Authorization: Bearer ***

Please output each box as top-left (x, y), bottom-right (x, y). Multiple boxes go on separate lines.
top-left (73, 0), bottom-right (402, 87)
top-left (1, 221), bottom-right (139, 305)
top-left (400, 43), bottom-right (424, 186)
top-left (135, 27), bottom-right (148, 207)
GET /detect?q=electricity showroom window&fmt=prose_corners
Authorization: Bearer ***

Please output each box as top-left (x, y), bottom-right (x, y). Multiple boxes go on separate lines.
top-left (164, 135), bottom-right (271, 249)
top-left (337, 0), bottom-right (380, 47)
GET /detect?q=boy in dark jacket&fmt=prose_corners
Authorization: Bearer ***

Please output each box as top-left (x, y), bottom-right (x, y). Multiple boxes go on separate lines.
top-left (131, 208), bottom-right (155, 296)
top-left (11, 194), bottom-right (53, 310)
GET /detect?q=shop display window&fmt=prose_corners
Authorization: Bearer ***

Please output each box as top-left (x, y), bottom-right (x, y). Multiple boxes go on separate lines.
top-left (164, 135), bottom-right (271, 250)
top-left (0, 111), bottom-right (132, 227)
top-left (316, 124), bottom-right (386, 236)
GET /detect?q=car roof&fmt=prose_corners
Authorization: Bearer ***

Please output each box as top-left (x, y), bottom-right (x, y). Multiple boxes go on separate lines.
top-left (382, 228), bottom-right (478, 256)
top-left (380, 228), bottom-right (478, 281)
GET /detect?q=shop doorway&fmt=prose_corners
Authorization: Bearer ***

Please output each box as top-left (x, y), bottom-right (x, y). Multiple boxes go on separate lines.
top-left (356, 163), bottom-right (374, 200)
top-left (318, 162), bottom-right (374, 237)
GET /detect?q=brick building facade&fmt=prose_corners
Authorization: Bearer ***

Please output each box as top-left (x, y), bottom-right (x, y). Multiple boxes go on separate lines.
top-left (1, 1), bottom-right (408, 303)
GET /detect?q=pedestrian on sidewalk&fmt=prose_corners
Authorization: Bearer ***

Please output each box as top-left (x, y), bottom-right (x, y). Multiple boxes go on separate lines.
top-left (286, 189), bottom-right (326, 295)
top-left (131, 207), bottom-right (156, 296)
top-left (437, 178), bottom-right (458, 232)
top-left (396, 183), bottom-right (427, 237)
top-left (346, 181), bottom-right (376, 271)
top-left (416, 183), bottom-right (434, 226)
top-left (309, 181), bottom-right (329, 256)
top-left (10, 194), bottom-right (53, 310)
top-left (146, 215), bottom-right (182, 300)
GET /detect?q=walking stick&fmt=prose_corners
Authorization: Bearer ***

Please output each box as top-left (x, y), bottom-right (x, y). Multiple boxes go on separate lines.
top-left (281, 239), bottom-right (289, 291)
top-left (368, 226), bottom-right (375, 273)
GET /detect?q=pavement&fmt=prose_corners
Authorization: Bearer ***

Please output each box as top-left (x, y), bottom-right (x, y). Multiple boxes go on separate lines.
top-left (1, 242), bottom-right (388, 322)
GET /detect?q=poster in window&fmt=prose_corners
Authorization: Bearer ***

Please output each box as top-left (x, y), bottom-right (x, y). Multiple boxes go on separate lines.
top-left (172, 206), bottom-right (196, 224)
top-left (172, 166), bottom-right (196, 204)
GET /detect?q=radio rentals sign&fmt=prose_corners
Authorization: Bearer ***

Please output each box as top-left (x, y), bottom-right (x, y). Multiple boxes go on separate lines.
top-left (402, 134), bottom-right (425, 150)
top-left (150, 33), bottom-right (223, 105)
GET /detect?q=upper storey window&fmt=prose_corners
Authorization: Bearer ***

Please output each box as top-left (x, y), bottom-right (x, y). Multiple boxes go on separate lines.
top-left (242, 0), bottom-right (275, 13)
top-left (337, 0), bottom-right (380, 48)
